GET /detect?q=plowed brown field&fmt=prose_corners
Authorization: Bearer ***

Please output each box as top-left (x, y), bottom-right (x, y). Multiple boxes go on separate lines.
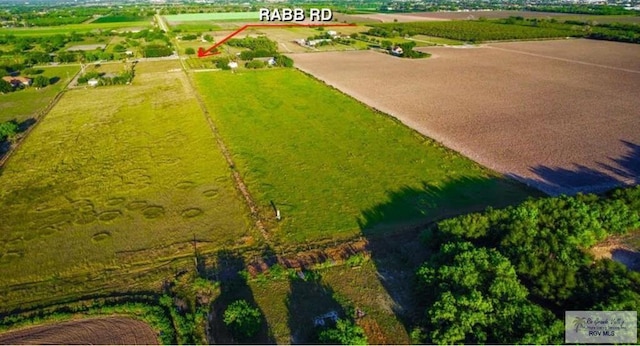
top-left (408, 10), bottom-right (640, 23)
top-left (0, 317), bottom-right (159, 344)
top-left (292, 39), bottom-right (640, 195)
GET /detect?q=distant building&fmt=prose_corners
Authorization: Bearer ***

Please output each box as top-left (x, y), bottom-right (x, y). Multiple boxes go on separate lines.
top-left (255, 57), bottom-right (276, 66)
top-left (125, 50), bottom-right (134, 56)
top-left (327, 30), bottom-right (338, 37)
top-left (2, 76), bottom-right (31, 88)
top-left (228, 61), bottom-right (238, 69)
top-left (307, 38), bottom-right (332, 46)
top-left (87, 79), bottom-right (99, 87)
top-left (391, 46), bottom-right (404, 56)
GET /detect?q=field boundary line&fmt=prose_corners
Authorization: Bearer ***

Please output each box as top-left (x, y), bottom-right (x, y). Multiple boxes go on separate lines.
top-left (0, 68), bottom-right (81, 170)
top-left (487, 44), bottom-right (640, 74)
top-left (179, 69), bottom-right (269, 240)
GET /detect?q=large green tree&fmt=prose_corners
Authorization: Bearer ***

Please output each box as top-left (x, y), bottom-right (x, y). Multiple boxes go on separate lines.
top-left (318, 319), bottom-right (367, 345)
top-left (32, 75), bottom-right (50, 88)
top-left (0, 120), bottom-right (19, 141)
top-left (417, 242), bottom-right (561, 344)
top-left (223, 299), bottom-right (262, 340)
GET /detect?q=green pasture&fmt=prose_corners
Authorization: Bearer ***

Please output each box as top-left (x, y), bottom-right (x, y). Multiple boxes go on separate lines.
top-left (194, 69), bottom-right (532, 244)
top-left (170, 21), bottom-right (223, 32)
top-left (0, 65), bottom-right (79, 123)
top-left (0, 60), bottom-right (253, 309)
top-left (164, 12), bottom-right (260, 23)
top-left (93, 15), bottom-right (151, 23)
top-left (0, 21), bottom-right (151, 36)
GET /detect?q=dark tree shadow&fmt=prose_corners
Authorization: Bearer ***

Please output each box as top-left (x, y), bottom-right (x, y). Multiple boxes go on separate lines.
top-left (612, 248), bottom-right (640, 272)
top-left (508, 140), bottom-right (640, 196)
top-left (358, 176), bottom-right (536, 234)
top-left (18, 118), bottom-right (36, 132)
top-left (286, 272), bottom-right (345, 344)
top-left (210, 250), bottom-right (275, 344)
top-left (21, 69), bottom-right (43, 75)
top-left (357, 175), bottom-right (536, 337)
top-left (49, 76), bottom-right (60, 85)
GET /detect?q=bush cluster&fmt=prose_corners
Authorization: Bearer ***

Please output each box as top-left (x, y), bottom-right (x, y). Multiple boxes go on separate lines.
top-left (415, 186), bottom-right (640, 344)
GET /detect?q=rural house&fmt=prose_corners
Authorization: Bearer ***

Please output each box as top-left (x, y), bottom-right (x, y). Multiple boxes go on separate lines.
top-left (87, 78), bottom-right (99, 87)
top-left (2, 76), bottom-right (32, 88)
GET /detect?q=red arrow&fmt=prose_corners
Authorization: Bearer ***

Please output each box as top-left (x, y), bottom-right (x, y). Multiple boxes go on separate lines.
top-left (197, 23), bottom-right (356, 58)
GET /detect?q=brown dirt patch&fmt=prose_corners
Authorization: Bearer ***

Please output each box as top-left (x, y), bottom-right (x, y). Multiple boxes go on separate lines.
top-left (0, 317), bottom-right (159, 344)
top-left (351, 13), bottom-right (450, 23)
top-left (292, 39), bottom-right (640, 195)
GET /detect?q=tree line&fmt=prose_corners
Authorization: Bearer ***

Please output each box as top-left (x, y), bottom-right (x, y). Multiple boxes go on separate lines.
top-left (368, 17), bottom-right (640, 44)
top-left (0, 28), bottom-right (172, 68)
top-left (414, 185), bottom-right (640, 344)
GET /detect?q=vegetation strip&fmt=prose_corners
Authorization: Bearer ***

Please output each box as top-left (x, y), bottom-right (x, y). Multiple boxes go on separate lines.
top-left (193, 68), bottom-right (531, 244)
top-left (184, 69), bottom-right (269, 239)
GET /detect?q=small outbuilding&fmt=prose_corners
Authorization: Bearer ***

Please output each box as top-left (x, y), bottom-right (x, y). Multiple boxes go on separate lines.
top-left (391, 46), bottom-right (404, 56)
top-left (87, 78), bottom-right (99, 87)
top-left (255, 57), bottom-right (276, 66)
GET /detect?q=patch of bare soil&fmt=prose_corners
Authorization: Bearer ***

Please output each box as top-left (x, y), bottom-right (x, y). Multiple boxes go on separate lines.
top-left (292, 40), bottom-right (640, 195)
top-left (0, 317), bottom-right (159, 345)
top-left (591, 239), bottom-right (640, 271)
top-left (352, 13), bottom-right (450, 23)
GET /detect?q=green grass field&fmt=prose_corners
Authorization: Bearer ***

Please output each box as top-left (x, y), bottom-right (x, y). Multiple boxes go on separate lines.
top-left (0, 65), bottom-right (79, 123)
top-left (0, 60), bottom-right (254, 309)
top-left (164, 12), bottom-right (261, 23)
top-left (170, 21), bottom-right (223, 32)
top-left (93, 15), bottom-right (151, 23)
top-left (194, 69), bottom-right (532, 244)
top-left (0, 21), bottom-right (151, 36)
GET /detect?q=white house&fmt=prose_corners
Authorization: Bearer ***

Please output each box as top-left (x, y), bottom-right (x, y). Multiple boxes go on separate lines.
top-left (228, 61), bottom-right (238, 69)
top-left (391, 46), bottom-right (404, 56)
top-left (87, 78), bottom-right (99, 87)
top-left (327, 30), bottom-right (337, 37)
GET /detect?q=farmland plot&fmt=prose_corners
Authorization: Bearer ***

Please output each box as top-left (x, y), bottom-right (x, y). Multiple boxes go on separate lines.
top-left (0, 60), bottom-right (253, 308)
top-left (0, 65), bottom-right (79, 123)
top-left (194, 69), bottom-right (531, 244)
top-left (292, 39), bottom-right (640, 195)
